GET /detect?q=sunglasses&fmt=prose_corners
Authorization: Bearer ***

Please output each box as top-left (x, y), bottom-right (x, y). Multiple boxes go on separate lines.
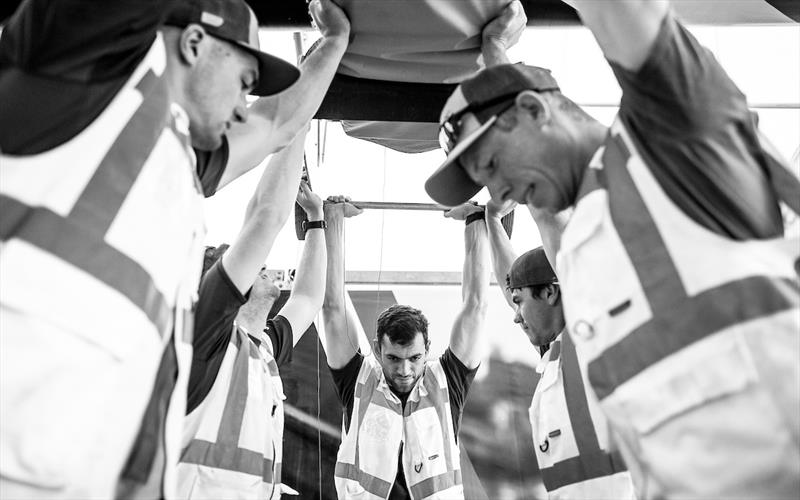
top-left (438, 92), bottom-right (521, 155)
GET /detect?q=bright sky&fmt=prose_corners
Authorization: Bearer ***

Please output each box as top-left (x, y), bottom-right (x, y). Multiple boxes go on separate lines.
top-left (205, 23), bottom-right (800, 274)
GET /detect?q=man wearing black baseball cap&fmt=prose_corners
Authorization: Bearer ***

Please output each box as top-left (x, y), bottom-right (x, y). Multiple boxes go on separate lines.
top-left (164, 0), bottom-right (353, 196)
top-left (427, 0), bottom-right (800, 497)
top-left (482, 200), bottom-right (636, 498)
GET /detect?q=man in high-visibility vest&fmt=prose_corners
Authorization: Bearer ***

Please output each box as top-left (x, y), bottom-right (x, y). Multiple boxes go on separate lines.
top-left (426, 0), bottom-right (800, 497)
top-left (482, 200), bottom-right (637, 499)
top-left (0, 0), bottom-right (344, 497)
top-left (321, 199), bottom-right (490, 499)
top-left (177, 129), bottom-right (326, 499)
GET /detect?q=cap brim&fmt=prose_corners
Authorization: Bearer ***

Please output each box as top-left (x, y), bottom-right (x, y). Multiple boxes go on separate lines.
top-left (239, 43), bottom-right (300, 96)
top-left (424, 117), bottom-right (496, 206)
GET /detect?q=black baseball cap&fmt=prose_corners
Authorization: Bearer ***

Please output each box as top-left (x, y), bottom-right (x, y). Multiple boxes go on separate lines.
top-left (507, 247), bottom-right (558, 289)
top-left (166, 0), bottom-right (300, 96)
top-left (426, 64), bottom-right (560, 206)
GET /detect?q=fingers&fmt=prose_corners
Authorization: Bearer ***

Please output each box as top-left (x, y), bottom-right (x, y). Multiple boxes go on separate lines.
top-left (326, 195), bottom-right (352, 204)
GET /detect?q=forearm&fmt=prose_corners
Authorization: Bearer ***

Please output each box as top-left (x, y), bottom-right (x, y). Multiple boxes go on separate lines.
top-left (566, 0), bottom-right (669, 71)
top-left (449, 221), bottom-right (490, 369)
top-left (486, 215), bottom-right (517, 307)
top-left (252, 35), bottom-right (348, 147)
top-left (482, 41), bottom-right (511, 67)
top-left (321, 209), bottom-right (360, 367)
top-left (285, 226), bottom-right (327, 344)
top-left (224, 135), bottom-right (305, 292)
top-left (243, 133), bottom-right (306, 222)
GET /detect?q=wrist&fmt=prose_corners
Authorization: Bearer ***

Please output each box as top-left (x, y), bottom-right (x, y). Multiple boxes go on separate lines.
top-left (307, 209), bottom-right (324, 221)
top-left (321, 31), bottom-right (350, 49)
top-left (465, 211), bottom-right (485, 226)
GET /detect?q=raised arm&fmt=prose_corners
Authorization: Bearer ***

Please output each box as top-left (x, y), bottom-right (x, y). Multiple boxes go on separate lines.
top-left (278, 182), bottom-right (327, 345)
top-left (485, 200), bottom-right (519, 308)
top-left (564, 0), bottom-right (669, 71)
top-left (481, 0), bottom-right (527, 67)
top-left (321, 196), bottom-right (364, 369)
top-left (218, 0), bottom-right (350, 188)
top-left (444, 204), bottom-right (491, 369)
top-left (526, 205), bottom-right (571, 272)
top-left (221, 131), bottom-right (307, 293)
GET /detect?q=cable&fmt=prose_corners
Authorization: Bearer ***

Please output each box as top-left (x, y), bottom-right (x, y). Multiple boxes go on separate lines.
top-left (375, 147), bottom-right (388, 323)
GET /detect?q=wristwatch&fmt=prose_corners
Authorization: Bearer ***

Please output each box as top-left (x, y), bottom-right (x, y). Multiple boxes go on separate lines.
top-left (302, 220), bottom-right (327, 232)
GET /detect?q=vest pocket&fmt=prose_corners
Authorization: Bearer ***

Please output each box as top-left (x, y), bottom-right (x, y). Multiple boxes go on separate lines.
top-left (609, 332), bottom-right (758, 435)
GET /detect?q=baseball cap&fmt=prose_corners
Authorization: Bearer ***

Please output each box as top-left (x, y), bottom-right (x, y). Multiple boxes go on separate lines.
top-left (166, 0), bottom-right (300, 96)
top-left (425, 64), bottom-right (559, 206)
top-left (507, 247), bottom-right (557, 290)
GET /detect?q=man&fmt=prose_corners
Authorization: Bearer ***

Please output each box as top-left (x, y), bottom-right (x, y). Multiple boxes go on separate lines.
top-left (193, 0), bottom-right (351, 194)
top-left (426, 0), bottom-right (800, 496)
top-left (177, 131), bottom-right (326, 498)
top-left (0, 0), bottom-right (317, 497)
top-left (322, 199), bottom-right (489, 499)
top-left (483, 200), bottom-right (637, 498)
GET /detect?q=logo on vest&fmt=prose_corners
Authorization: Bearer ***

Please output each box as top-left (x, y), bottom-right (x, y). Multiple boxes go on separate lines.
top-left (414, 463), bottom-right (423, 473)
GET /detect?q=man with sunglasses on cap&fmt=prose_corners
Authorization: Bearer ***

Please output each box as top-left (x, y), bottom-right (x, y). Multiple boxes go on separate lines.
top-left (483, 200), bottom-right (637, 499)
top-left (0, 0), bottom-right (337, 498)
top-left (426, 0), bottom-right (800, 497)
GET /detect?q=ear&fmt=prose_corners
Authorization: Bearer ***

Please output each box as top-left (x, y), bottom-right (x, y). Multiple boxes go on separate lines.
top-left (372, 337), bottom-right (381, 355)
top-left (178, 24), bottom-right (207, 66)
top-left (425, 339), bottom-right (431, 353)
top-left (515, 90), bottom-right (551, 125)
top-left (544, 284), bottom-right (561, 306)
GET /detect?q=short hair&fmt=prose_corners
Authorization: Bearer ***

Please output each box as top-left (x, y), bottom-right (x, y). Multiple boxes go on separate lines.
top-left (202, 244), bottom-right (230, 277)
top-left (376, 305), bottom-right (429, 347)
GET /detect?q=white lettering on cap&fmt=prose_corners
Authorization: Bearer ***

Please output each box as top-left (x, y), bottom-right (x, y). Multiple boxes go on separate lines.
top-left (200, 12), bottom-right (224, 27)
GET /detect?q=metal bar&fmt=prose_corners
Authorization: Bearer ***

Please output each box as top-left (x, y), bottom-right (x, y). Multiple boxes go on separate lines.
top-left (349, 201), bottom-right (455, 211)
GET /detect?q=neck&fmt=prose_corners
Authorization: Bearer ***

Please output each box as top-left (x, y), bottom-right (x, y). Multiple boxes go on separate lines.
top-left (568, 120), bottom-right (609, 200)
top-left (236, 297), bottom-right (273, 336)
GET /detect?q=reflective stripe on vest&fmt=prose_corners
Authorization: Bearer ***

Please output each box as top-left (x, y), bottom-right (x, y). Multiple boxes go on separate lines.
top-left (538, 334), bottom-right (629, 491)
top-left (335, 358), bottom-right (462, 499)
top-left (585, 133), bottom-right (800, 401)
top-left (180, 326), bottom-right (282, 487)
top-left (0, 69), bottom-right (174, 335)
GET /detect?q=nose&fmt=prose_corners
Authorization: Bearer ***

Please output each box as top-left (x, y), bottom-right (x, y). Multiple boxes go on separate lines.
top-left (513, 307), bottom-right (523, 324)
top-left (397, 360), bottom-right (412, 377)
top-left (233, 96), bottom-right (248, 123)
top-left (487, 179), bottom-right (510, 204)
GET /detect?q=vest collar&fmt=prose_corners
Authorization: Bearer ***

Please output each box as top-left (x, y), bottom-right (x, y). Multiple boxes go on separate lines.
top-left (536, 331), bottom-right (564, 374)
top-left (375, 362), bottom-right (429, 405)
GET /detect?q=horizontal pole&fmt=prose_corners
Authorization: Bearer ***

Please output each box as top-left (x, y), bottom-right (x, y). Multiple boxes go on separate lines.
top-left (349, 201), bottom-right (456, 211)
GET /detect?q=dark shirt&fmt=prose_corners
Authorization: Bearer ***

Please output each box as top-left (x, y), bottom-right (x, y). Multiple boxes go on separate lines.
top-left (187, 260), bottom-right (293, 414)
top-left (330, 349), bottom-right (478, 500)
top-left (609, 14), bottom-right (783, 240)
top-left (0, 0), bottom-right (227, 196)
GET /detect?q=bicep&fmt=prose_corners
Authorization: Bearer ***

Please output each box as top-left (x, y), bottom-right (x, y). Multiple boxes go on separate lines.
top-left (571, 0), bottom-right (668, 72)
top-left (278, 295), bottom-right (319, 347)
top-left (219, 108), bottom-right (291, 188)
top-left (448, 307), bottom-right (484, 370)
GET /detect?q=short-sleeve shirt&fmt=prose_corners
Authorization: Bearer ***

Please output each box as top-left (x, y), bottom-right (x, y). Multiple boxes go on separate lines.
top-left (608, 14), bottom-right (783, 240)
top-left (0, 0), bottom-right (228, 196)
top-left (330, 349), bottom-right (478, 500)
top-left (187, 261), bottom-right (293, 414)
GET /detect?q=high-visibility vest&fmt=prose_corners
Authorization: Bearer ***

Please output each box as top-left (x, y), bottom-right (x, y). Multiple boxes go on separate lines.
top-left (178, 323), bottom-right (285, 499)
top-left (335, 355), bottom-right (463, 500)
top-left (557, 120), bottom-right (800, 493)
top-left (0, 33), bottom-right (205, 498)
top-left (530, 332), bottom-right (636, 499)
